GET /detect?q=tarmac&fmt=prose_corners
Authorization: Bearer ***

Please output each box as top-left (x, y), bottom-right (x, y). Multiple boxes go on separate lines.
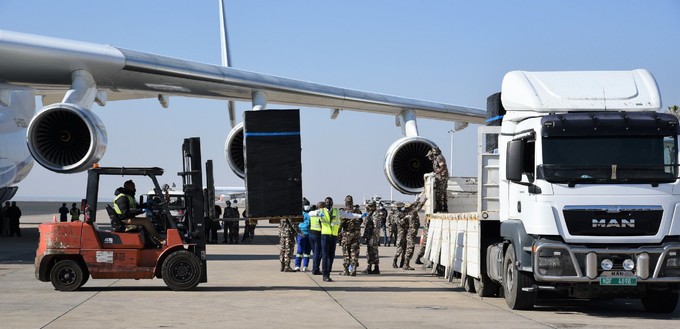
top-left (1, 202), bottom-right (679, 329)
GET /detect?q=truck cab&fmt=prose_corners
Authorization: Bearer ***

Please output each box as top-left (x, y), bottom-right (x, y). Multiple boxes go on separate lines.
top-left (424, 70), bottom-right (680, 313)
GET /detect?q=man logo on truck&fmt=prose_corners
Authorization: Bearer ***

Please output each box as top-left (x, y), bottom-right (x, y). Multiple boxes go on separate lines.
top-left (592, 219), bottom-right (635, 228)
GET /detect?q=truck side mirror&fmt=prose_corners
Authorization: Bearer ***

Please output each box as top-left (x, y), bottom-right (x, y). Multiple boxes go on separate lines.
top-left (506, 139), bottom-right (525, 182)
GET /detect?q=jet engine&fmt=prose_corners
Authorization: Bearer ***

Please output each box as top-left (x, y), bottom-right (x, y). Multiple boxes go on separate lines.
top-left (384, 136), bottom-right (437, 195)
top-left (224, 122), bottom-right (245, 179)
top-left (26, 103), bottom-right (107, 173)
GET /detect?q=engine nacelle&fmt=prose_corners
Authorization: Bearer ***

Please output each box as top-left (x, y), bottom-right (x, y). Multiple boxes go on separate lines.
top-left (384, 136), bottom-right (437, 195)
top-left (224, 122), bottom-right (245, 179)
top-left (26, 103), bottom-right (107, 173)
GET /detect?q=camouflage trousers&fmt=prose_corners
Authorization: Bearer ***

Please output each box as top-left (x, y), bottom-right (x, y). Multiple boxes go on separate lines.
top-left (394, 224), bottom-right (408, 259)
top-left (405, 225), bottom-right (419, 262)
top-left (342, 232), bottom-right (360, 273)
top-left (417, 220), bottom-right (430, 258)
top-left (388, 223), bottom-right (397, 246)
top-left (279, 231), bottom-right (296, 266)
top-left (366, 233), bottom-right (380, 265)
top-left (434, 177), bottom-right (448, 213)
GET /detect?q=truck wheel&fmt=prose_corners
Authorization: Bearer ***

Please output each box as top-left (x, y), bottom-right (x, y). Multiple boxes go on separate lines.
top-left (50, 260), bottom-right (86, 291)
top-left (503, 245), bottom-right (536, 309)
top-left (162, 250), bottom-right (202, 291)
top-left (641, 290), bottom-right (679, 313)
top-left (474, 273), bottom-right (499, 297)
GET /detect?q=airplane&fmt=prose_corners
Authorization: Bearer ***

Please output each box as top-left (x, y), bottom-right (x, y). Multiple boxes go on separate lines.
top-left (0, 3), bottom-right (486, 205)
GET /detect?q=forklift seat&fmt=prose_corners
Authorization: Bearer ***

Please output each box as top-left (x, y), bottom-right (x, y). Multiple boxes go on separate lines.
top-left (105, 204), bottom-right (126, 232)
top-left (102, 204), bottom-right (145, 248)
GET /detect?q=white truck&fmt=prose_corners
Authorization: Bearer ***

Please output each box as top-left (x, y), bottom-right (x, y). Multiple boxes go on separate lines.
top-left (423, 69), bottom-right (680, 312)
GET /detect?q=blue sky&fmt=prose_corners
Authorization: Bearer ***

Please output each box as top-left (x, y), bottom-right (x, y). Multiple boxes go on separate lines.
top-left (2, 0), bottom-right (680, 203)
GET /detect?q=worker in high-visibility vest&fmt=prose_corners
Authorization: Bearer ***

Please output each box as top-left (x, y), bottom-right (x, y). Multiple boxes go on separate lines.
top-left (114, 180), bottom-right (165, 246)
top-left (309, 196), bottom-right (364, 282)
top-left (309, 202), bottom-right (323, 275)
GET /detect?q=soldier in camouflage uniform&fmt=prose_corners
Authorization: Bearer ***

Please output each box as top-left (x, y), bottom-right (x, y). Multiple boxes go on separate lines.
top-left (392, 202), bottom-right (408, 268)
top-left (279, 218), bottom-right (298, 272)
top-left (387, 208), bottom-right (398, 247)
top-left (427, 147), bottom-right (449, 213)
top-left (365, 201), bottom-right (385, 274)
top-left (403, 196), bottom-right (427, 270)
top-left (340, 196), bottom-right (362, 276)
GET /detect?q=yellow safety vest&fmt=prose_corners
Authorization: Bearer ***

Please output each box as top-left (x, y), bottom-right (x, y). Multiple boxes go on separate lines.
top-left (113, 193), bottom-right (136, 215)
top-left (310, 214), bottom-right (322, 232)
top-left (319, 208), bottom-right (341, 236)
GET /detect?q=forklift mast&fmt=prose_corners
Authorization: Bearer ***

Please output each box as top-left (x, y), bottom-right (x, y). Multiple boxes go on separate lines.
top-left (178, 137), bottom-right (208, 281)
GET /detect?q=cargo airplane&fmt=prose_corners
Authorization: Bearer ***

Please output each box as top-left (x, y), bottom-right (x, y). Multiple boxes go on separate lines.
top-left (0, 2), bottom-right (486, 204)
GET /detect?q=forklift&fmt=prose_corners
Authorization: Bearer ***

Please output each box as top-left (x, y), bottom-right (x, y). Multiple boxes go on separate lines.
top-left (35, 138), bottom-right (213, 291)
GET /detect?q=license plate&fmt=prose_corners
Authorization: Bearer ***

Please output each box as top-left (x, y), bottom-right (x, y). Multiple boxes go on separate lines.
top-left (599, 277), bottom-right (637, 286)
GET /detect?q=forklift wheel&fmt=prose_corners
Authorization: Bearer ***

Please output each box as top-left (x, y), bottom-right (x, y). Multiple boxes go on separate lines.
top-left (162, 250), bottom-right (202, 291)
top-left (50, 260), bottom-right (86, 291)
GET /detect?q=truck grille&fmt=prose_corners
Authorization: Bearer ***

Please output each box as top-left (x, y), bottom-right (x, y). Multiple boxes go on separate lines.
top-left (563, 206), bottom-right (662, 236)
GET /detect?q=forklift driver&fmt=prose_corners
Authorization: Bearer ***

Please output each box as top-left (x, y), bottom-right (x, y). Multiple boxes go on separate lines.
top-left (113, 180), bottom-right (166, 246)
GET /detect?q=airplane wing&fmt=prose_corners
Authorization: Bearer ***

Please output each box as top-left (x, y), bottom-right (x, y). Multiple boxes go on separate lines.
top-left (0, 30), bottom-right (486, 123)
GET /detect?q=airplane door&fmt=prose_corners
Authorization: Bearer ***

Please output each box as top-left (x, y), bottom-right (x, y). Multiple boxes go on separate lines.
top-left (244, 110), bottom-right (302, 219)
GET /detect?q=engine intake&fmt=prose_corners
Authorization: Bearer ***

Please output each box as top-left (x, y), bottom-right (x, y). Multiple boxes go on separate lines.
top-left (384, 137), bottom-right (437, 195)
top-left (224, 122), bottom-right (245, 179)
top-left (26, 103), bottom-right (107, 173)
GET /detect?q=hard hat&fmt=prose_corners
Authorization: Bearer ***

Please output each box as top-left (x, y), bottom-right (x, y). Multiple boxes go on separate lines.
top-left (395, 202), bottom-right (405, 208)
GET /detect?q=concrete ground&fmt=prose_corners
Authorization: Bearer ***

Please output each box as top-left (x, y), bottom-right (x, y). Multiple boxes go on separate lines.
top-left (1, 207), bottom-right (679, 329)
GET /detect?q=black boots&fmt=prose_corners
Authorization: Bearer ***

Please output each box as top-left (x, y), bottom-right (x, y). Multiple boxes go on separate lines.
top-left (392, 257), bottom-right (398, 268)
top-left (371, 264), bottom-right (380, 274)
top-left (403, 260), bottom-right (414, 270)
top-left (415, 257), bottom-right (423, 265)
top-left (361, 265), bottom-right (372, 274)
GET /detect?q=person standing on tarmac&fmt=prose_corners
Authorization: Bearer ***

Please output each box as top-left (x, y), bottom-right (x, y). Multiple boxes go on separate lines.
top-left (403, 195), bottom-right (427, 270)
top-left (58, 203), bottom-right (69, 222)
top-left (392, 202), bottom-right (408, 268)
top-left (69, 203), bottom-right (81, 221)
top-left (309, 197), bottom-right (364, 282)
top-left (309, 203), bottom-right (323, 275)
top-left (340, 196), bottom-right (362, 276)
top-left (365, 200), bottom-right (385, 274)
top-left (0, 201), bottom-right (5, 236)
top-left (7, 201), bottom-right (22, 237)
top-left (279, 217), bottom-right (299, 272)
top-left (379, 203), bottom-right (389, 246)
top-left (222, 201), bottom-right (239, 244)
top-left (294, 198), bottom-right (312, 272)
top-left (387, 207), bottom-right (399, 247)
top-left (207, 204), bottom-right (221, 244)
top-left (114, 180), bottom-right (165, 246)
top-left (361, 201), bottom-right (377, 274)
top-left (416, 209), bottom-right (431, 265)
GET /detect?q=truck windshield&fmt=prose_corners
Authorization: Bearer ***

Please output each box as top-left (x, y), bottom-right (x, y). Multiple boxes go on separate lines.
top-left (538, 135), bottom-right (677, 185)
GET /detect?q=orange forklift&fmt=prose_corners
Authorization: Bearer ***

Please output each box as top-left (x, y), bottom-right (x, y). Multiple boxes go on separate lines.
top-left (35, 138), bottom-right (212, 291)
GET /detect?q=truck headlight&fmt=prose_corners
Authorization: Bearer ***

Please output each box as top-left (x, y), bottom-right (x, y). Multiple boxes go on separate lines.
top-left (537, 248), bottom-right (576, 276)
top-left (538, 256), bottom-right (561, 275)
top-left (601, 259), bottom-right (613, 271)
top-left (667, 257), bottom-right (680, 268)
